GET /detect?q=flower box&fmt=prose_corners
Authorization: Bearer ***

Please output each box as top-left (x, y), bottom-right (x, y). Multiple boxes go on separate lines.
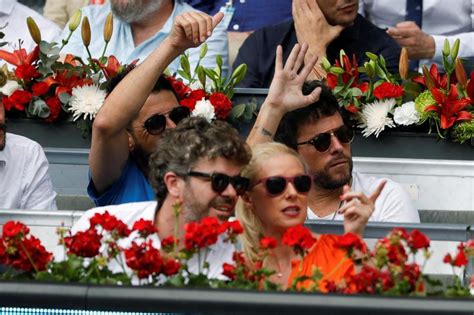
top-left (0, 281), bottom-right (473, 314)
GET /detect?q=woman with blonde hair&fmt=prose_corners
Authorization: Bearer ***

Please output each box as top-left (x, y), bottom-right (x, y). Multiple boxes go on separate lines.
top-left (236, 142), bottom-right (382, 290)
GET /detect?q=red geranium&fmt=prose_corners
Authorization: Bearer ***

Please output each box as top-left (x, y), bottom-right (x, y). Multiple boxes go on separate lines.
top-left (337, 232), bottom-right (367, 253)
top-left (89, 211), bottom-right (131, 237)
top-left (64, 228), bottom-right (102, 258)
top-left (132, 219), bottom-right (157, 237)
top-left (222, 262), bottom-right (236, 280)
top-left (2, 221), bottom-right (30, 239)
top-left (259, 237), bottom-right (277, 250)
top-left (222, 220), bottom-right (244, 238)
top-left (373, 82), bottom-right (404, 100)
top-left (282, 225), bottom-right (316, 254)
top-left (408, 229), bottom-right (430, 250)
top-left (184, 216), bottom-right (222, 251)
top-left (163, 258), bottom-right (181, 276)
top-left (124, 240), bottom-right (163, 279)
top-left (161, 236), bottom-right (177, 253)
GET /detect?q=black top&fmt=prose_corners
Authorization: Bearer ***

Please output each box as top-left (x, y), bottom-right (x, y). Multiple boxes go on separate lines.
top-left (233, 14), bottom-right (401, 88)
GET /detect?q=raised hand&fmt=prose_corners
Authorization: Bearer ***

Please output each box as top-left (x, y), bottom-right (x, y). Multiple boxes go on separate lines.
top-left (167, 11), bottom-right (224, 53)
top-left (339, 180), bottom-right (387, 236)
top-left (265, 43), bottom-right (322, 115)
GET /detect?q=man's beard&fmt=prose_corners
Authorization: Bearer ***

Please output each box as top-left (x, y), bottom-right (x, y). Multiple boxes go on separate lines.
top-left (182, 183), bottom-right (235, 222)
top-left (111, 0), bottom-right (164, 23)
top-left (313, 154), bottom-right (353, 190)
top-left (130, 143), bottom-right (151, 176)
top-left (0, 124), bottom-right (6, 151)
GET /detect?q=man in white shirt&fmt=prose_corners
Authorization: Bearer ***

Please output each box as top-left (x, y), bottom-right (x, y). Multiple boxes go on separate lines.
top-left (72, 116), bottom-right (252, 279)
top-left (359, 0), bottom-right (474, 72)
top-left (58, 0), bottom-right (229, 76)
top-left (0, 0), bottom-right (61, 53)
top-left (247, 47), bottom-right (419, 223)
top-left (0, 100), bottom-right (57, 210)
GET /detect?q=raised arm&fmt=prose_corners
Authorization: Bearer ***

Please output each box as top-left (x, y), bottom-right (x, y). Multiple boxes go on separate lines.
top-left (246, 43), bottom-right (321, 146)
top-left (89, 11), bottom-right (224, 194)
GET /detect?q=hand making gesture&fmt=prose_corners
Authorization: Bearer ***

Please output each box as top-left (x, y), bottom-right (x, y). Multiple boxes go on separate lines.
top-left (340, 180), bottom-right (387, 237)
top-left (247, 43), bottom-right (322, 145)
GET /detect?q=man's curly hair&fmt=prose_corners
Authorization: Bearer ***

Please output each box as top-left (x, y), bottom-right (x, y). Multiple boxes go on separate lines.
top-left (149, 117), bottom-right (251, 210)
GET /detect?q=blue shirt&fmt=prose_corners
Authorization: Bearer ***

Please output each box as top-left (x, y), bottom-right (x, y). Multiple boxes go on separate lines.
top-left (234, 14), bottom-right (401, 88)
top-left (87, 159), bottom-right (155, 206)
top-left (184, 0), bottom-right (292, 32)
top-left (58, 0), bottom-right (229, 75)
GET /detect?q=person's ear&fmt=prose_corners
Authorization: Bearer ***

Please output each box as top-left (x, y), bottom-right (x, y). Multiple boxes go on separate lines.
top-left (163, 171), bottom-right (184, 201)
top-left (127, 132), bottom-right (135, 152)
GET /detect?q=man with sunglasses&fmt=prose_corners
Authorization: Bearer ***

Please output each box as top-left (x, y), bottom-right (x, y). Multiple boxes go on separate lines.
top-left (248, 43), bottom-right (419, 223)
top-left (88, 11), bottom-right (224, 207)
top-left (73, 116), bottom-right (251, 278)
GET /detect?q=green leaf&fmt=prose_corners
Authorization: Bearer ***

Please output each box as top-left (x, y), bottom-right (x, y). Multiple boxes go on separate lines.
top-left (203, 68), bottom-right (218, 81)
top-left (365, 52), bottom-right (379, 61)
top-left (216, 54), bottom-right (222, 70)
top-left (199, 43), bottom-right (208, 60)
top-left (58, 92), bottom-right (71, 104)
top-left (230, 63), bottom-right (247, 85)
top-left (321, 57), bottom-right (331, 70)
top-left (230, 103), bottom-right (246, 118)
top-left (180, 55), bottom-right (191, 76)
top-left (28, 98), bottom-right (50, 118)
top-left (350, 87), bottom-right (363, 97)
top-left (329, 67), bottom-right (345, 75)
top-left (451, 39), bottom-right (460, 60)
top-left (196, 65), bottom-right (206, 89)
top-left (176, 69), bottom-right (191, 81)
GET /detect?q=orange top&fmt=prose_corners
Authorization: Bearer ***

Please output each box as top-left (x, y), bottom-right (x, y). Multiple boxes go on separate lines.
top-left (287, 234), bottom-right (353, 292)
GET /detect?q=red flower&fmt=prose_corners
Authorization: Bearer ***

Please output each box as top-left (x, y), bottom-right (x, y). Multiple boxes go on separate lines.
top-left (443, 253), bottom-right (452, 264)
top-left (124, 240), bottom-right (163, 279)
top-left (184, 216), bottom-right (222, 251)
top-left (2, 221), bottom-right (29, 239)
top-left (166, 77), bottom-right (191, 99)
top-left (345, 103), bottom-right (359, 113)
top-left (209, 92), bottom-right (232, 120)
top-left (15, 64), bottom-right (40, 81)
top-left (453, 248), bottom-right (468, 267)
top-left (161, 236), bottom-right (177, 253)
top-left (222, 220), bottom-right (244, 238)
top-left (466, 72), bottom-right (474, 104)
top-left (337, 232), bottom-right (367, 253)
top-left (222, 263), bottom-right (236, 280)
top-left (282, 225), bottom-right (316, 253)
top-left (89, 211), bottom-right (131, 237)
top-left (232, 251), bottom-right (246, 265)
top-left (425, 85), bottom-right (472, 129)
top-left (4, 90), bottom-right (32, 111)
top-left (413, 64), bottom-right (450, 89)
top-left (179, 97), bottom-right (197, 111)
top-left (189, 89), bottom-right (207, 101)
top-left (64, 228), bottom-right (102, 258)
top-left (373, 82), bottom-right (404, 100)
top-left (163, 258), bottom-right (181, 276)
top-left (390, 227), bottom-right (410, 240)
top-left (132, 219), bottom-right (157, 237)
top-left (259, 237), bottom-right (277, 250)
top-left (408, 229), bottom-right (430, 250)
top-left (45, 97), bottom-right (62, 122)
top-left (18, 236), bottom-right (52, 271)
top-left (0, 46), bottom-right (39, 67)
top-left (31, 82), bottom-right (49, 96)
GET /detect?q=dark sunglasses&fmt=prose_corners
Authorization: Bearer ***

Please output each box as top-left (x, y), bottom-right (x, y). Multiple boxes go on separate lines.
top-left (297, 125), bottom-right (354, 152)
top-left (251, 175), bottom-right (312, 197)
top-left (187, 171), bottom-right (250, 196)
top-left (144, 106), bottom-right (190, 135)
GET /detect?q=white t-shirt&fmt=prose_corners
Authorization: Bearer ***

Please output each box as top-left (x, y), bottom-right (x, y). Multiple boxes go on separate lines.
top-left (307, 172), bottom-right (420, 223)
top-left (71, 201), bottom-right (235, 281)
top-left (0, 133), bottom-right (57, 210)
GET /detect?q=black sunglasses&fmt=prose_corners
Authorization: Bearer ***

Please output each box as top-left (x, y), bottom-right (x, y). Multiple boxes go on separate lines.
top-left (251, 175), bottom-right (312, 197)
top-left (143, 106), bottom-right (190, 135)
top-left (297, 125), bottom-right (354, 152)
top-left (187, 171), bottom-right (250, 196)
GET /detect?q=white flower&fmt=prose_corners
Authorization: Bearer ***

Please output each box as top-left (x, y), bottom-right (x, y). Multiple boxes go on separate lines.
top-left (0, 80), bottom-right (21, 96)
top-left (69, 84), bottom-right (107, 121)
top-left (393, 101), bottom-right (420, 126)
top-left (358, 99), bottom-right (396, 138)
top-left (191, 98), bottom-right (215, 122)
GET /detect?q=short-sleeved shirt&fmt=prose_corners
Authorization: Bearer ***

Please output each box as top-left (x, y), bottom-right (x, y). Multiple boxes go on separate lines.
top-left (58, 1), bottom-right (230, 76)
top-left (307, 172), bottom-right (420, 223)
top-left (87, 158), bottom-right (154, 206)
top-left (233, 14), bottom-right (401, 88)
